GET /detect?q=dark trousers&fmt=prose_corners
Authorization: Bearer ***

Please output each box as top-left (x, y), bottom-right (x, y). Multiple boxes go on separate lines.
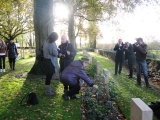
top-left (45, 73), bottom-right (53, 85)
top-left (66, 82), bottom-right (80, 97)
top-left (9, 58), bottom-right (16, 70)
top-left (0, 55), bottom-right (6, 69)
top-left (128, 64), bottom-right (133, 77)
top-left (115, 61), bottom-right (122, 74)
top-left (60, 59), bottom-right (72, 90)
top-left (42, 58), bottom-right (55, 85)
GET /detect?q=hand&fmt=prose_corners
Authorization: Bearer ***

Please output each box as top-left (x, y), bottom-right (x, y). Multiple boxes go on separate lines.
top-left (66, 51), bottom-right (70, 55)
top-left (93, 85), bottom-right (98, 89)
top-left (59, 53), bottom-right (62, 57)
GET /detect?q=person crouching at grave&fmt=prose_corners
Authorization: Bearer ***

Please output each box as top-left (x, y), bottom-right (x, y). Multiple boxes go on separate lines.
top-left (60, 57), bottom-right (98, 101)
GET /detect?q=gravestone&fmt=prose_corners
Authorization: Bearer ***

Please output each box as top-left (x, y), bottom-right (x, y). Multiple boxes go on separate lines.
top-left (96, 61), bottom-right (100, 75)
top-left (92, 57), bottom-right (95, 64)
top-left (130, 98), bottom-right (153, 120)
top-left (103, 68), bottom-right (110, 94)
top-left (103, 68), bottom-right (109, 84)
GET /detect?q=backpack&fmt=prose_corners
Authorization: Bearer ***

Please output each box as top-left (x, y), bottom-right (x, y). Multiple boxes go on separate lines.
top-left (20, 92), bottom-right (39, 105)
top-left (36, 46), bottom-right (43, 61)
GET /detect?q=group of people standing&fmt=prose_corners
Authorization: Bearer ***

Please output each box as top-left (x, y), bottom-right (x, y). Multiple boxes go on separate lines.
top-left (114, 38), bottom-right (151, 88)
top-left (0, 39), bottom-right (18, 72)
top-left (41, 32), bottom-right (98, 101)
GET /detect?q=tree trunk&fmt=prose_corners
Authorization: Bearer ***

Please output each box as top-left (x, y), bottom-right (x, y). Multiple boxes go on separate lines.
top-left (29, 0), bottom-right (54, 75)
top-left (68, 10), bottom-right (76, 48)
top-left (93, 36), bottom-right (96, 49)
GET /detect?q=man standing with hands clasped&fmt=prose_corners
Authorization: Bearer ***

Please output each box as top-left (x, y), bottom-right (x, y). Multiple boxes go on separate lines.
top-left (58, 35), bottom-right (76, 93)
top-left (133, 37), bottom-right (151, 88)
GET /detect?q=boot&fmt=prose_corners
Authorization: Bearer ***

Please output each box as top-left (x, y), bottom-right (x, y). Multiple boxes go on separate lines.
top-left (13, 63), bottom-right (15, 70)
top-left (45, 85), bottom-right (56, 96)
top-left (70, 95), bottom-right (79, 99)
top-left (9, 63), bottom-right (12, 70)
top-left (62, 93), bottom-right (69, 101)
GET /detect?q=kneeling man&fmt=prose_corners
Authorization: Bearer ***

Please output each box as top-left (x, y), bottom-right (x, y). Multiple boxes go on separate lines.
top-left (60, 57), bottom-right (98, 101)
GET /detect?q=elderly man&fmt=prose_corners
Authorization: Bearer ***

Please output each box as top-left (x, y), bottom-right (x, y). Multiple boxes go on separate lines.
top-left (133, 37), bottom-right (151, 88)
top-left (58, 35), bottom-right (76, 93)
top-left (60, 57), bottom-right (98, 101)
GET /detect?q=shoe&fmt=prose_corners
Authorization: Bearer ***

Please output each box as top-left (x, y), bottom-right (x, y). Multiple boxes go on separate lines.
top-left (70, 95), bottom-right (79, 99)
top-left (45, 85), bottom-right (56, 96)
top-left (128, 76), bottom-right (132, 79)
top-left (2, 69), bottom-right (5, 72)
top-left (135, 83), bottom-right (141, 86)
top-left (146, 85), bottom-right (151, 88)
top-left (127, 74), bottom-right (130, 76)
top-left (63, 89), bottom-right (68, 93)
top-left (62, 94), bottom-right (69, 101)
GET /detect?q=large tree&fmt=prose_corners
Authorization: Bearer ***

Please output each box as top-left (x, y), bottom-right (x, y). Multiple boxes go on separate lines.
top-left (57, 0), bottom-right (140, 48)
top-left (0, 0), bottom-right (33, 42)
top-left (29, 0), bottom-right (54, 74)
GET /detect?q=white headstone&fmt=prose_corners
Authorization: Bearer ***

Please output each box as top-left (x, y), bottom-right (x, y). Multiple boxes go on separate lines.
top-left (103, 68), bottom-right (109, 84)
top-left (130, 98), bottom-right (153, 120)
top-left (96, 61), bottom-right (100, 75)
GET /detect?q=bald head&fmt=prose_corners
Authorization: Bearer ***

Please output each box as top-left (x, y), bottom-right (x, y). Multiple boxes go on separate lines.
top-left (61, 35), bottom-right (67, 44)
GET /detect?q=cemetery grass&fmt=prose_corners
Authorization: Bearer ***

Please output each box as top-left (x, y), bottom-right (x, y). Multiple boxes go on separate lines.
top-left (0, 57), bottom-right (81, 120)
top-left (89, 52), bottom-right (160, 120)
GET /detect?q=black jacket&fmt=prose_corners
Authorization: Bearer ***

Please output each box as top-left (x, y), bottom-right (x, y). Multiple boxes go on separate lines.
top-left (124, 45), bottom-right (135, 65)
top-left (114, 43), bottom-right (124, 63)
top-left (58, 42), bottom-right (76, 60)
top-left (58, 41), bottom-right (76, 72)
top-left (7, 42), bottom-right (18, 58)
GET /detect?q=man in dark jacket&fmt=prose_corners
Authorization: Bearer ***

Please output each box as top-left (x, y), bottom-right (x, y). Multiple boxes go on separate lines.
top-left (114, 39), bottom-right (124, 75)
top-left (60, 57), bottom-right (98, 101)
top-left (124, 42), bottom-right (135, 78)
top-left (7, 39), bottom-right (18, 70)
top-left (58, 35), bottom-right (76, 93)
top-left (133, 37), bottom-right (151, 88)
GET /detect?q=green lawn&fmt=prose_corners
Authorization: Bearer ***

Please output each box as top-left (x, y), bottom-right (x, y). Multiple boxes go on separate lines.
top-left (0, 52), bottom-right (159, 120)
top-left (0, 56), bottom-right (81, 120)
top-left (89, 52), bottom-right (160, 120)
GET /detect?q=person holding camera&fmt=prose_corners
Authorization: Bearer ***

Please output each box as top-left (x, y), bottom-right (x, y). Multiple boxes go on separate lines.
top-left (114, 39), bottom-right (124, 75)
top-left (133, 37), bottom-right (151, 88)
top-left (124, 42), bottom-right (135, 78)
top-left (58, 35), bottom-right (76, 93)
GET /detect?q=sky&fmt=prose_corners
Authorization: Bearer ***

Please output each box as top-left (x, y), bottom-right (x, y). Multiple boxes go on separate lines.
top-left (100, 4), bottom-right (160, 44)
top-left (54, 3), bottom-right (160, 45)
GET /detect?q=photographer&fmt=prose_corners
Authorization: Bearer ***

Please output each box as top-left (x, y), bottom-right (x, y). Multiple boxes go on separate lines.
top-left (114, 39), bottom-right (124, 75)
top-left (133, 37), bottom-right (151, 88)
top-left (58, 35), bottom-right (76, 93)
top-left (124, 42), bottom-right (135, 78)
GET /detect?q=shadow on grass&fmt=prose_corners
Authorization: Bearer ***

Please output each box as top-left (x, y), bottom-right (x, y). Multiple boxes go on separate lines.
top-left (0, 57), bottom-right (81, 120)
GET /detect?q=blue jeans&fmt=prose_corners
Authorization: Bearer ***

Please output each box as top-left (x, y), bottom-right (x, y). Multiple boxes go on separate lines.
top-left (136, 60), bottom-right (150, 86)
